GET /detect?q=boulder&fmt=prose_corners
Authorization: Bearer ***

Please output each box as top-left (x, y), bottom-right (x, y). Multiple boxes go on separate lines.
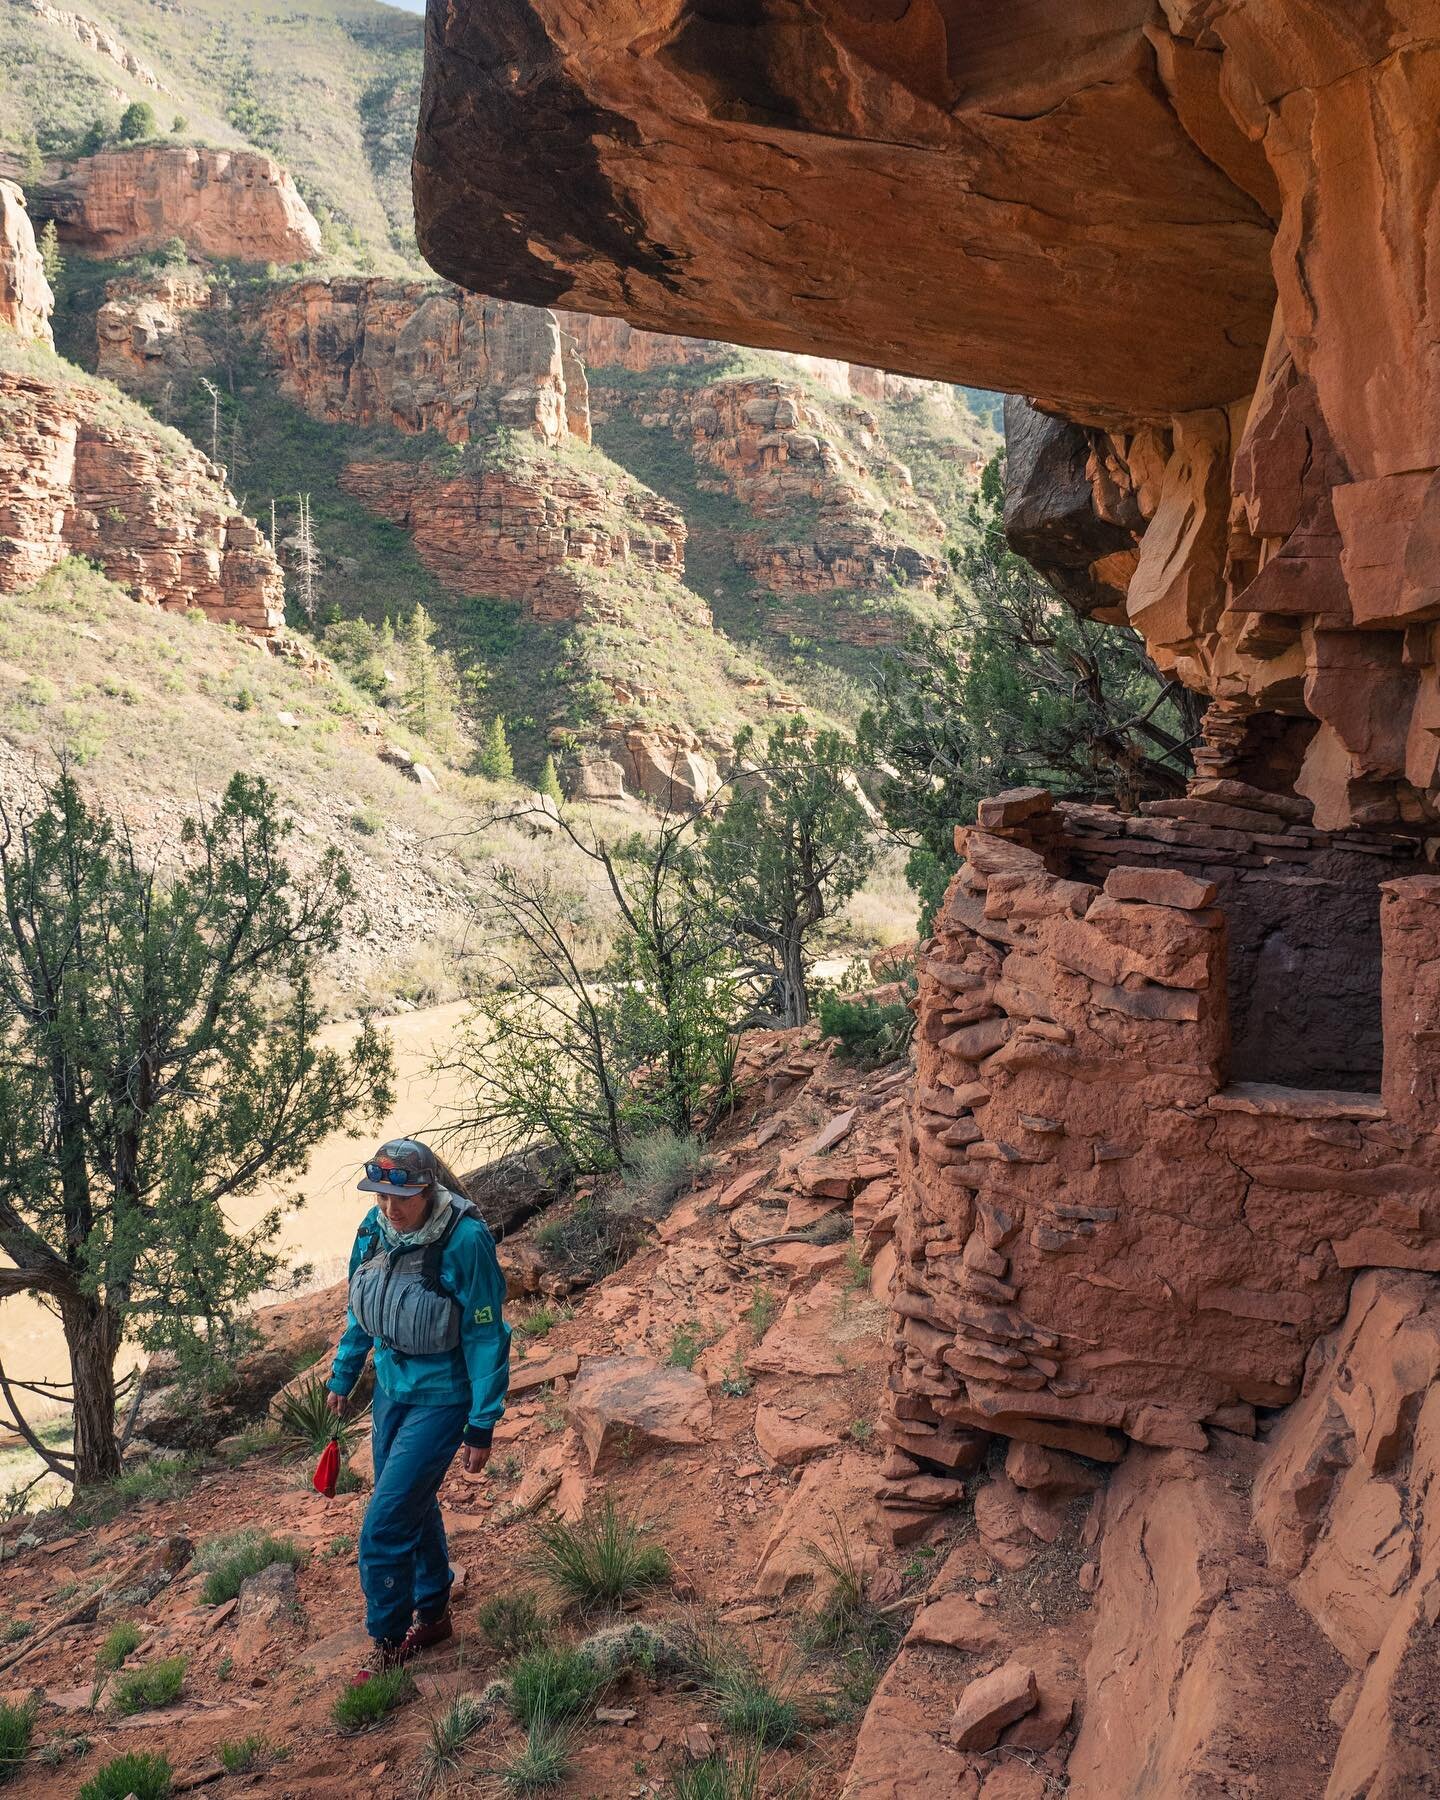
top-left (565, 1355), bottom-right (711, 1470)
top-left (753, 1404), bottom-right (838, 1469)
top-left (950, 1662), bottom-right (1038, 1751)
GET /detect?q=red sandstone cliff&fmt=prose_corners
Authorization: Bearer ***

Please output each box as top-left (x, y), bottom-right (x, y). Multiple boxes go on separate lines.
top-left (41, 146), bottom-right (322, 265)
top-left (253, 279), bottom-right (590, 445)
top-left (0, 181), bottom-right (54, 346)
top-left (0, 361), bottom-right (283, 636)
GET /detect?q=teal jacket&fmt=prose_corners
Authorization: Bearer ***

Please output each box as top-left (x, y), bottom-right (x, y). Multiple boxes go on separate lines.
top-left (327, 1203), bottom-right (511, 1443)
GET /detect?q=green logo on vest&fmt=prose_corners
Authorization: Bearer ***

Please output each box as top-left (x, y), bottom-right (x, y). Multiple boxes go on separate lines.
top-left (473, 1305), bottom-right (494, 1325)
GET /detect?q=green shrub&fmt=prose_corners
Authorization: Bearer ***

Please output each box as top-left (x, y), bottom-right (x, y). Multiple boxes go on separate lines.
top-left (78, 1752), bottom-right (172, 1800)
top-left (530, 1499), bottom-right (671, 1612)
top-left (118, 101), bottom-right (157, 141)
top-left (70, 1456), bottom-right (200, 1525)
top-left (535, 1196), bottom-right (644, 1282)
top-left (196, 1531), bottom-right (306, 1605)
top-left (0, 1697), bottom-right (35, 1786)
top-left (500, 1717), bottom-right (571, 1793)
top-left (217, 1735), bottom-right (275, 1773)
top-left (96, 1621), bottom-right (142, 1671)
top-left (817, 990), bottom-right (915, 1068)
top-left (330, 1666), bottom-right (416, 1732)
top-left (478, 1590), bottom-right (552, 1658)
top-left (112, 1656), bottom-right (186, 1715)
top-left (742, 1282), bottom-right (780, 1339)
top-left (506, 1646), bottom-right (606, 1728)
top-left (612, 1128), bottom-right (708, 1221)
top-left (667, 1320), bottom-right (705, 1371)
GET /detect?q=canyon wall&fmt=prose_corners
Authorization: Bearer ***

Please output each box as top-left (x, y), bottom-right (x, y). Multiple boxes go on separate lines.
top-left (340, 456), bottom-right (684, 621)
top-left (0, 365), bottom-right (284, 635)
top-left (253, 280), bottom-right (590, 446)
top-left (0, 179), bottom-right (54, 345)
top-left (40, 147), bottom-right (322, 265)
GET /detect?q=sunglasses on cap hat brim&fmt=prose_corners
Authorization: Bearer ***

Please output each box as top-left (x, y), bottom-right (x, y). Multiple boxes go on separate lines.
top-left (358, 1159), bottom-right (431, 1196)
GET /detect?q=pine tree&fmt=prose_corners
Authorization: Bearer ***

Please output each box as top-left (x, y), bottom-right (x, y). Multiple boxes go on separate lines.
top-left (37, 220), bottom-right (62, 287)
top-left (538, 754), bottom-right (564, 806)
top-left (475, 715), bottom-right (515, 782)
top-left (398, 604), bottom-right (463, 748)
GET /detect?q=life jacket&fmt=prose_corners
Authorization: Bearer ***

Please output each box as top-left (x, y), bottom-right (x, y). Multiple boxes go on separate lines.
top-left (348, 1191), bottom-right (480, 1359)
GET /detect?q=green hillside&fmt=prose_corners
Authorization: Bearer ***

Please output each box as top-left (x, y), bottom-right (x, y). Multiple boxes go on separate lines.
top-left (0, 0), bottom-right (424, 270)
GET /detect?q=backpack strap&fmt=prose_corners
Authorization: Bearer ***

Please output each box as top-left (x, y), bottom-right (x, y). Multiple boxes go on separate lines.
top-left (419, 1195), bottom-right (479, 1297)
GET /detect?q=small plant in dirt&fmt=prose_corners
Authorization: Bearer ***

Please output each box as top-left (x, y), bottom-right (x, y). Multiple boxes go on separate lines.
top-left (530, 1498), bottom-right (672, 1612)
top-left (331, 1666), bottom-right (416, 1732)
top-left (217, 1735), bottom-right (280, 1773)
top-left (500, 1715), bottom-right (572, 1793)
top-left (322, 1534), bottom-right (355, 1561)
top-left (112, 1655), bottom-right (186, 1715)
top-left (197, 1531), bottom-right (306, 1605)
top-left (848, 1419), bottom-right (874, 1443)
top-left (275, 1375), bottom-right (368, 1455)
top-left (78, 1751), bottom-right (173, 1800)
top-left (479, 1590), bottom-right (553, 1658)
top-left (0, 1696), bottom-right (36, 1785)
top-left (515, 1305), bottom-right (559, 1339)
top-left (505, 1646), bottom-right (608, 1728)
top-left (96, 1621), bottom-right (142, 1670)
top-left (419, 1694), bottom-right (490, 1794)
top-left (0, 1622), bottom-right (29, 1645)
top-left (69, 1457), bottom-right (202, 1526)
top-left (799, 1529), bottom-right (900, 1716)
top-left (842, 1243), bottom-right (869, 1292)
top-left (666, 1319), bottom-right (706, 1370)
top-left (743, 1282), bottom-right (780, 1340)
top-left (719, 1355), bottom-right (753, 1398)
top-left (37, 1727), bottom-right (89, 1767)
top-left (686, 1628), bottom-right (801, 1749)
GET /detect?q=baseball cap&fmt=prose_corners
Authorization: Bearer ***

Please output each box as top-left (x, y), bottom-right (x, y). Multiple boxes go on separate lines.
top-left (358, 1137), bottom-right (441, 1197)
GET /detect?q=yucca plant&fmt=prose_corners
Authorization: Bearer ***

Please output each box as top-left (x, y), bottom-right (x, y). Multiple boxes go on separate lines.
top-left (275, 1375), bottom-right (369, 1456)
top-left (529, 1498), bottom-right (671, 1612)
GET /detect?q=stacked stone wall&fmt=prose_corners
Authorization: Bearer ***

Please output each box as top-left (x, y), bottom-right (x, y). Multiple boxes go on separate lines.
top-left (880, 786), bottom-right (1440, 1518)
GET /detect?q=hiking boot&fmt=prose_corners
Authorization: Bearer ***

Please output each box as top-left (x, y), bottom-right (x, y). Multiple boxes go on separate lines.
top-left (398, 1609), bottom-right (453, 1660)
top-left (351, 1637), bottom-right (407, 1684)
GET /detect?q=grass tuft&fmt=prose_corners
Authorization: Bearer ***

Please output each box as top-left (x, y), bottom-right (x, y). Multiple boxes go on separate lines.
top-left (96, 1620), bottom-right (143, 1671)
top-left (668, 1744), bottom-right (764, 1800)
top-left (196, 1530), bottom-right (306, 1605)
top-left (78, 1751), bottom-right (173, 1800)
top-left (499, 1715), bottom-right (572, 1793)
top-left (216, 1734), bottom-right (278, 1773)
top-left (506, 1646), bottom-right (607, 1729)
top-left (418, 1695), bottom-right (490, 1794)
top-left (478, 1589), bottom-right (553, 1658)
top-left (685, 1627), bottom-right (801, 1749)
top-left (112, 1656), bottom-right (187, 1716)
top-left (0, 1697), bottom-right (36, 1786)
top-left (331, 1666), bottom-right (416, 1732)
top-left (530, 1498), bottom-right (672, 1612)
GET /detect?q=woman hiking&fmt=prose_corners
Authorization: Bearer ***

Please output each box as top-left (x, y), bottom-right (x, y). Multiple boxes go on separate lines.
top-left (325, 1137), bottom-right (510, 1675)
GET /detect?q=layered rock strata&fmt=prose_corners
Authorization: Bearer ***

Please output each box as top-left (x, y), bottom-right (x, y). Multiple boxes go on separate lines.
top-left (340, 456), bottom-right (684, 622)
top-left (882, 786), bottom-right (1440, 1478)
top-left (253, 280), bottom-right (590, 446)
top-left (40, 147), bottom-right (321, 264)
top-left (0, 367), bottom-right (284, 634)
top-left (599, 370), bottom-right (945, 612)
top-left (0, 181), bottom-right (53, 346)
top-left (95, 271), bottom-right (217, 389)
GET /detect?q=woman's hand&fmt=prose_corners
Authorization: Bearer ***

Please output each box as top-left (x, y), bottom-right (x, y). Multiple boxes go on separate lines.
top-left (462, 1444), bottom-right (491, 1476)
top-left (325, 1389), bottom-right (348, 1420)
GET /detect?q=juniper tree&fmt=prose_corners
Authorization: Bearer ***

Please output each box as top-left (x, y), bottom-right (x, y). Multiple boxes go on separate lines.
top-left (0, 772), bottom-right (394, 1486)
top-left (699, 718), bottom-right (873, 1027)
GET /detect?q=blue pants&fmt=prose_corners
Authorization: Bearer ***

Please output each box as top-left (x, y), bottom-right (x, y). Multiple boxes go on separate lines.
top-left (359, 1385), bottom-right (468, 1643)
